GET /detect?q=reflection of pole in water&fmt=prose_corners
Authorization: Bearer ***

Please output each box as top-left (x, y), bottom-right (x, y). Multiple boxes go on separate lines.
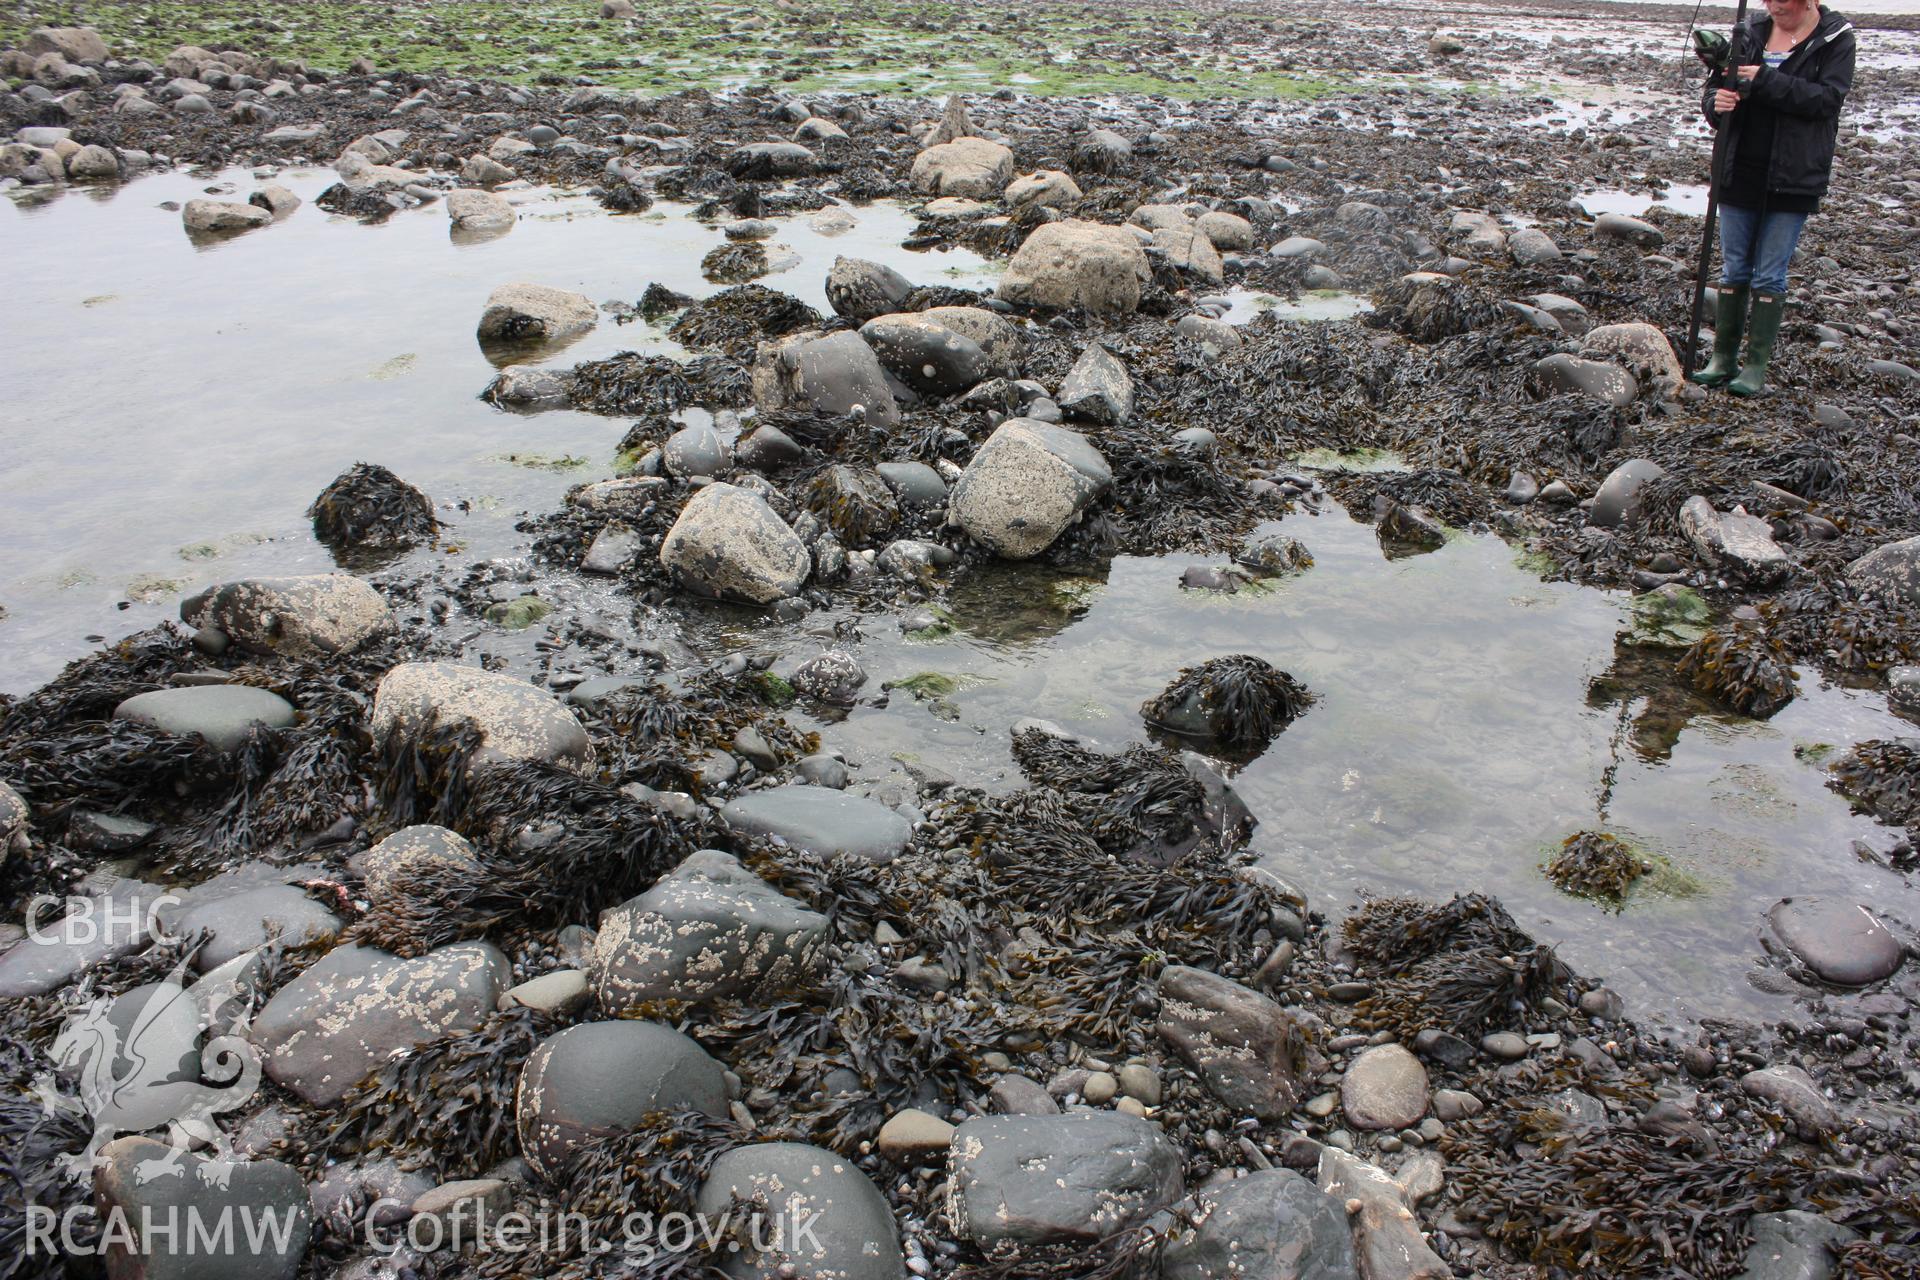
top-left (1595, 688), bottom-right (1634, 826)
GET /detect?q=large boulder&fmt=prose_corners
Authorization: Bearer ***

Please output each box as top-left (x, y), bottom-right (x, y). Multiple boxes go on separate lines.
top-left (1848, 535), bottom-right (1920, 607)
top-left (1005, 169), bottom-right (1082, 209)
top-left (1763, 897), bottom-right (1905, 986)
top-left (826, 256), bottom-right (913, 323)
top-left (948, 419), bottom-right (1112, 559)
top-left (1581, 321), bottom-right (1683, 387)
top-left (1057, 343), bottom-right (1133, 425)
top-left (920, 305), bottom-right (1022, 377)
top-left (593, 848), bottom-right (828, 1014)
top-left (1156, 964), bottom-right (1314, 1121)
top-left (998, 220), bottom-right (1148, 315)
top-left (179, 575), bottom-right (389, 658)
top-left (1160, 1169), bottom-right (1358, 1280)
top-left (114, 685), bottom-right (298, 752)
top-left (370, 662), bottom-right (594, 774)
top-left (726, 142), bottom-right (817, 179)
top-left (1680, 497), bottom-right (1790, 586)
top-left (910, 137), bottom-right (1014, 199)
top-left (157, 862), bottom-right (343, 971)
top-left (695, 1142), bottom-right (905, 1280)
top-left (94, 1138), bottom-right (310, 1280)
top-left (754, 330), bottom-right (901, 429)
top-left (1196, 210), bottom-right (1256, 252)
top-left (1152, 224), bottom-right (1225, 285)
top-left (1340, 1044), bottom-right (1429, 1131)
top-left (26, 27), bottom-right (109, 63)
top-left (1534, 353), bottom-right (1638, 407)
top-left (948, 1112), bottom-right (1184, 1248)
top-left (719, 786), bottom-right (912, 862)
top-left (0, 877), bottom-right (166, 998)
top-left (1588, 459), bottom-right (1665, 529)
top-left (252, 942), bottom-right (510, 1105)
top-left (659, 482), bottom-right (812, 605)
top-left (476, 283), bottom-right (597, 346)
top-left (447, 188), bottom-right (514, 233)
top-left (859, 313), bottom-right (992, 397)
top-left (516, 1021), bottom-right (728, 1178)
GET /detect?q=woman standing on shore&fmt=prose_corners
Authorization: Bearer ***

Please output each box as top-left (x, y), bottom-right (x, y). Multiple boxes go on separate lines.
top-left (1693, 0), bottom-right (1855, 396)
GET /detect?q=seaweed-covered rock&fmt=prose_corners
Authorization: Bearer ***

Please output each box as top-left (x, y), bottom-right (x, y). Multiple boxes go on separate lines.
top-left (726, 141), bottom-right (816, 179)
top-left (804, 465), bottom-right (900, 547)
top-left (179, 574), bottom-right (390, 658)
top-left (1160, 1169), bottom-right (1358, 1280)
top-left (1235, 533), bottom-right (1313, 578)
top-left (1763, 897), bottom-right (1904, 987)
top-left (1545, 831), bottom-right (1650, 905)
top-left (371, 662), bottom-right (594, 774)
top-left (998, 220), bottom-right (1148, 315)
top-left (0, 780), bottom-right (26, 871)
top-left (948, 1112), bottom-right (1185, 1248)
top-left (357, 825), bottom-right (482, 902)
top-left (719, 785), bottom-right (911, 862)
top-left (485, 363), bottom-right (576, 408)
top-left (910, 137), bottom-right (1013, 199)
top-left (1057, 342), bottom-right (1133, 425)
top-left (948, 418), bottom-right (1112, 559)
top-left (476, 282), bottom-right (597, 346)
top-left (1680, 497), bottom-right (1788, 585)
top-left (754, 330), bottom-right (901, 429)
top-left (695, 1142), bottom-right (905, 1280)
top-left (252, 942), bottom-right (510, 1105)
top-left (702, 240), bottom-right (770, 284)
top-left (826, 256), bottom-right (913, 323)
top-left (1141, 655), bottom-right (1312, 755)
top-left (94, 1137), bottom-right (310, 1280)
top-left (157, 861), bottom-right (343, 970)
top-left (1156, 964), bottom-right (1314, 1120)
top-left (859, 313), bottom-right (992, 397)
top-left (660, 482), bottom-right (812, 604)
top-left (1676, 623), bottom-right (1797, 718)
top-left (592, 848), bottom-right (828, 1014)
top-left (516, 1021), bottom-right (728, 1178)
top-left (1847, 534), bottom-right (1920, 608)
top-left (113, 684), bottom-right (297, 751)
top-left (309, 463), bottom-right (437, 558)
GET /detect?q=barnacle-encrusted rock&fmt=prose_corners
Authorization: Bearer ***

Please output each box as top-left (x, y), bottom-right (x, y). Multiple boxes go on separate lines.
top-left (592, 849), bottom-right (828, 1014)
top-left (180, 574), bottom-right (390, 659)
top-left (1847, 534), bottom-right (1920, 607)
top-left (516, 1021), bottom-right (728, 1178)
top-left (660, 482), bottom-right (812, 604)
top-left (1057, 342), bottom-right (1133, 425)
top-left (948, 418), bottom-right (1112, 559)
top-left (1156, 964), bottom-right (1315, 1121)
top-left (0, 780), bottom-right (27, 871)
top-left (919, 304), bottom-right (1023, 377)
top-left (826, 256), bottom-right (914, 323)
top-left (1680, 497), bottom-right (1789, 585)
top-left (948, 1112), bottom-right (1185, 1248)
top-left (157, 861), bottom-right (343, 971)
top-left (357, 824), bottom-right (482, 903)
top-left (252, 942), bottom-right (510, 1105)
top-left (371, 662), bottom-right (594, 774)
top-left (695, 1142), bottom-right (906, 1280)
top-left (998, 219), bottom-right (1148, 315)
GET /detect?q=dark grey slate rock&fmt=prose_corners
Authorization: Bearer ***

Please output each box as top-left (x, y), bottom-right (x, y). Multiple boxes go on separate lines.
top-left (1156, 965), bottom-right (1314, 1121)
top-left (0, 877), bottom-right (168, 997)
top-left (94, 1137), bottom-right (310, 1280)
top-left (252, 942), bottom-right (509, 1105)
top-left (769, 331), bottom-right (901, 429)
top-left (1735, 1210), bottom-right (1855, 1280)
top-left (1057, 342), bottom-right (1134, 426)
top-left (581, 522), bottom-right (642, 575)
top-left (988, 1073), bottom-right (1059, 1115)
top-left (1534, 353), bottom-right (1637, 407)
top-left (157, 861), bottom-right (342, 970)
top-left (592, 849), bottom-right (827, 1014)
top-left (1161, 1168), bottom-right (1358, 1280)
top-left (826, 256), bottom-right (913, 323)
top-left (67, 809), bottom-right (156, 853)
top-left (949, 1112), bottom-right (1184, 1248)
top-left (720, 785), bottom-right (912, 863)
top-left (1848, 535), bottom-right (1920, 608)
top-left (876, 460), bottom-right (947, 508)
top-left (726, 141), bottom-right (816, 179)
top-left (1588, 459), bottom-right (1665, 528)
top-left (663, 422), bottom-right (730, 479)
top-left (695, 1141), bottom-right (905, 1280)
top-left (795, 754), bottom-right (849, 788)
top-left (860, 313), bottom-right (992, 397)
top-left (1764, 897), bottom-right (1904, 986)
top-left (735, 425), bottom-right (804, 471)
top-left (516, 1021), bottom-right (727, 1178)
top-left (114, 685), bottom-right (297, 751)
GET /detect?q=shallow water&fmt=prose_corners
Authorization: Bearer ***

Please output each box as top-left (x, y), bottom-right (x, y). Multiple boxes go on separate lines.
top-left (1578, 184), bottom-right (1710, 218)
top-left (5, 166), bottom-right (1915, 1032)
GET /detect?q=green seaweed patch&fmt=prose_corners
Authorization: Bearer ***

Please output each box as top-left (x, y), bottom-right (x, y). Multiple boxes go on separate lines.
top-left (891, 671), bottom-right (964, 699)
top-left (904, 608), bottom-right (956, 640)
top-left (484, 595), bottom-right (552, 629)
top-left (1623, 585), bottom-right (1712, 649)
top-left (1794, 741), bottom-right (1836, 765)
top-left (745, 671), bottom-right (796, 707)
top-left (1513, 547), bottom-right (1560, 578)
top-left (490, 452), bottom-right (592, 471)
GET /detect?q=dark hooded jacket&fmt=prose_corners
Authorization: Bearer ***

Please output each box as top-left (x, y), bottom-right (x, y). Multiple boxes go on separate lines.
top-left (1701, 6), bottom-right (1855, 205)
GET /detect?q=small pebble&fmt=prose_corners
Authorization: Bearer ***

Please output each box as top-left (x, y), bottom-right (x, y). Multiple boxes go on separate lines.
top-left (1083, 1071), bottom-right (1118, 1105)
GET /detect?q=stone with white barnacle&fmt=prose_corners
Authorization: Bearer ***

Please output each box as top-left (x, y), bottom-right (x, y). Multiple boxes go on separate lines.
top-left (370, 662), bottom-right (594, 776)
top-left (694, 1141), bottom-right (906, 1280)
top-left (179, 574), bottom-right (390, 659)
top-left (0, 780), bottom-right (29, 870)
top-left (947, 1112), bottom-right (1185, 1249)
top-left (659, 482), bottom-right (812, 605)
top-left (590, 848), bottom-right (828, 1015)
top-left (790, 650), bottom-right (868, 704)
top-left (948, 418), bottom-right (1112, 560)
top-left (353, 825), bottom-right (482, 903)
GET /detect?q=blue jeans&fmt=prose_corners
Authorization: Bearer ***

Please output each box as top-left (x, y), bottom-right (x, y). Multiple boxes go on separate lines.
top-left (1718, 205), bottom-right (1808, 296)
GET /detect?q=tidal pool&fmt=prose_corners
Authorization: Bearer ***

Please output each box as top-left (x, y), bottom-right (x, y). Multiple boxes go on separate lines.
top-left (5, 165), bottom-right (1913, 1032)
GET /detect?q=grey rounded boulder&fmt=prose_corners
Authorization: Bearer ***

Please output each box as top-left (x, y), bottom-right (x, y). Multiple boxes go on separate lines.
top-left (826, 256), bottom-right (913, 323)
top-left (998, 220), bottom-right (1148, 315)
top-left (477, 282), bottom-right (597, 346)
top-left (1161, 1169), bottom-right (1358, 1280)
top-left (114, 685), bottom-right (297, 752)
top-left (1340, 1044), bottom-right (1429, 1131)
top-left (948, 1112), bottom-right (1185, 1248)
top-left (948, 419), bottom-right (1112, 559)
top-left (517, 1021), bottom-right (728, 1178)
top-left (720, 785), bottom-right (911, 863)
top-left (1848, 535), bottom-right (1920, 608)
top-left (756, 330), bottom-right (901, 429)
top-left (592, 848), bottom-right (828, 1014)
top-left (371, 662), bottom-right (594, 774)
top-left (1764, 897), bottom-right (1905, 986)
top-left (1588, 459), bottom-right (1665, 529)
top-left (859, 313), bottom-right (993, 397)
top-left (695, 1142), bottom-right (905, 1280)
top-left (94, 1137), bottom-right (310, 1280)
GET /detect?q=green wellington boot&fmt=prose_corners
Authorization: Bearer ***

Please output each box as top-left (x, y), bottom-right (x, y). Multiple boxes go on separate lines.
top-left (1689, 285), bottom-right (1747, 387)
top-left (1728, 293), bottom-right (1785, 397)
